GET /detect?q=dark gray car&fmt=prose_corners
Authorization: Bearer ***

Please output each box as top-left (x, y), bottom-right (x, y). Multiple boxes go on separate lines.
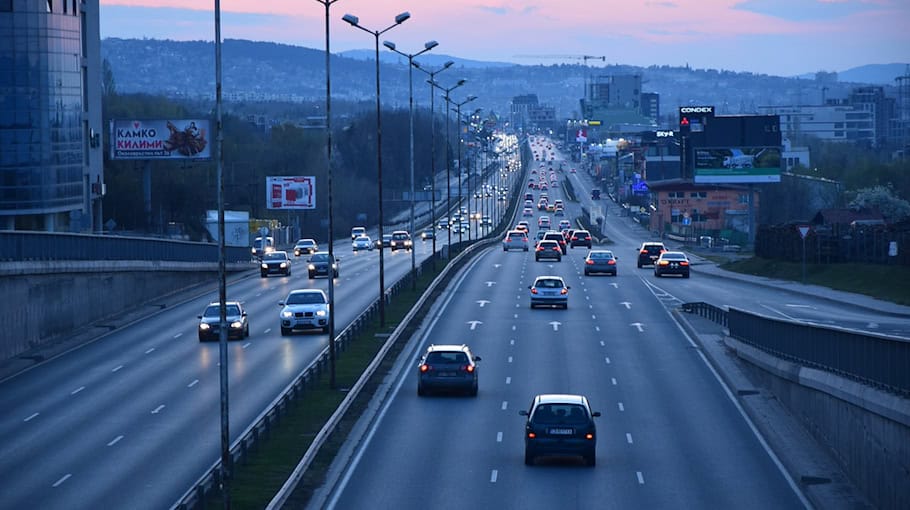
top-left (417, 344), bottom-right (481, 396)
top-left (584, 250), bottom-right (617, 276)
top-left (307, 251), bottom-right (339, 279)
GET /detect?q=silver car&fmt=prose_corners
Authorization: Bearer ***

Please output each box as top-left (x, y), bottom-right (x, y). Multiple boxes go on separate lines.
top-left (352, 235), bottom-right (373, 251)
top-left (279, 289), bottom-right (330, 335)
top-left (502, 230), bottom-right (529, 252)
top-left (529, 275), bottom-right (570, 309)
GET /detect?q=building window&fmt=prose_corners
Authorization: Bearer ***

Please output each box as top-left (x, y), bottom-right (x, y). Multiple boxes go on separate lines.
top-left (738, 193), bottom-right (749, 204)
top-left (689, 191), bottom-right (706, 199)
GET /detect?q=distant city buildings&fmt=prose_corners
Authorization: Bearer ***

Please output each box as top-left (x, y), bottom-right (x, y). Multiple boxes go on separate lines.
top-left (509, 94), bottom-right (556, 132)
top-left (0, 1), bottom-right (103, 232)
top-left (580, 74), bottom-right (658, 135)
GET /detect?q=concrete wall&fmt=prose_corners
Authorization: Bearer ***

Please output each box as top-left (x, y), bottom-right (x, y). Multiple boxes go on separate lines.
top-left (1, 261), bottom-right (251, 361)
top-left (729, 337), bottom-right (910, 510)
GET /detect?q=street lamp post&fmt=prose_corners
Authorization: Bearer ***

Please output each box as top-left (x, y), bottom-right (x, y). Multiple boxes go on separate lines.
top-left (383, 39), bottom-right (438, 291)
top-left (343, 11), bottom-right (410, 327)
top-left (452, 95), bottom-right (477, 244)
top-left (431, 78), bottom-right (466, 256)
top-left (315, 0), bottom-right (340, 388)
top-left (412, 60), bottom-right (454, 271)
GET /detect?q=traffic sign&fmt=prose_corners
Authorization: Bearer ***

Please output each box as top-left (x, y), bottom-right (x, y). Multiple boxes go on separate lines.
top-left (797, 225), bottom-right (811, 239)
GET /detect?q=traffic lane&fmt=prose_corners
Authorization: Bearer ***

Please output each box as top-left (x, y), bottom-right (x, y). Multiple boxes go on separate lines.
top-left (0, 232), bottom-right (429, 508)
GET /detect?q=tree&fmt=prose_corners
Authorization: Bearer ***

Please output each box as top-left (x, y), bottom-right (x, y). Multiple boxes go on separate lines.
top-left (848, 185), bottom-right (910, 223)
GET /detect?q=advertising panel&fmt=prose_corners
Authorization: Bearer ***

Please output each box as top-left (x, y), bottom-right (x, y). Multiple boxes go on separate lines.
top-left (694, 147), bottom-right (782, 183)
top-left (266, 176), bottom-right (316, 210)
top-left (110, 119), bottom-right (211, 160)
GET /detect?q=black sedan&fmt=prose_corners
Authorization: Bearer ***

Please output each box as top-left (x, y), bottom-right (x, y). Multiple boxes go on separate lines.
top-left (260, 251), bottom-right (292, 278)
top-left (307, 251), bottom-right (340, 279)
top-left (654, 251), bottom-right (691, 278)
top-left (583, 250), bottom-right (617, 276)
top-left (197, 301), bottom-right (249, 341)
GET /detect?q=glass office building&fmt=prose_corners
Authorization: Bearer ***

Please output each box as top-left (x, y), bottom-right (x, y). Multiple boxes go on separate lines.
top-left (0, 0), bottom-right (102, 232)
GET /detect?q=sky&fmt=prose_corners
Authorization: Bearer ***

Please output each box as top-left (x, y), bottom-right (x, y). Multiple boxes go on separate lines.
top-left (98, 0), bottom-right (909, 77)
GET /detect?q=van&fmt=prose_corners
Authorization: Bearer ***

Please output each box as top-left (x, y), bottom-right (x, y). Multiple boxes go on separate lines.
top-left (351, 226), bottom-right (366, 240)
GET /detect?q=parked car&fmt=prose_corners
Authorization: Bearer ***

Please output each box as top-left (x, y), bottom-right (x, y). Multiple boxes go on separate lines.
top-left (352, 235), bottom-right (373, 251)
top-left (307, 251), bottom-right (339, 279)
top-left (278, 289), bottom-right (329, 335)
top-left (535, 240), bottom-right (562, 262)
top-left (529, 275), bottom-right (570, 309)
top-left (637, 242), bottom-right (667, 268)
top-left (503, 230), bottom-right (529, 252)
top-left (654, 251), bottom-right (691, 278)
top-left (197, 301), bottom-right (249, 341)
top-left (293, 238), bottom-right (318, 257)
top-left (417, 344), bottom-right (481, 396)
top-left (260, 251), bottom-right (292, 278)
top-left (390, 231), bottom-right (413, 251)
top-left (584, 250), bottom-right (617, 276)
top-left (519, 394), bottom-right (600, 466)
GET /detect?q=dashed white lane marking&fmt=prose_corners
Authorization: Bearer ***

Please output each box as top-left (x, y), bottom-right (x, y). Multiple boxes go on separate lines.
top-left (145, 348), bottom-right (155, 354)
top-left (24, 412), bottom-right (39, 422)
top-left (515, 303), bottom-right (520, 308)
top-left (510, 340), bottom-right (515, 345)
top-left (591, 314), bottom-right (596, 320)
top-left (513, 314), bottom-right (519, 319)
top-left (107, 435), bottom-right (124, 447)
top-left (595, 326), bottom-right (601, 332)
top-left (188, 379), bottom-right (199, 388)
top-left (52, 474), bottom-right (72, 487)
top-left (151, 405), bottom-right (165, 414)
top-left (497, 432), bottom-right (503, 443)
top-left (605, 357), bottom-right (611, 364)
top-left (173, 333), bottom-right (182, 339)
top-left (611, 378), bottom-right (617, 385)
top-left (626, 433), bottom-right (634, 444)
top-left (242, 342), bottom-right (251, 349)
top-left (264, 328), bottom-right (271, 334)
top-left (501, 401), bottom-right (508, 410)
top-left (512, 325), bottom-right (517, 331)
top-left (112, 365), bottom-right (123, 372)
top-left (491, 470), bottom-right (498, 483)
top-left (508, 356), bottom-right (513, 363)
top-left (618, 403), bottom-right (625, 411)
top-left (637, 471), bottom-right (645, 484)
top-left (600, 340), bottom-right (605, 346)
top-left (506, 377), bottom-right (512, 384)
top-left (71, 386), bottom-right (85, 395)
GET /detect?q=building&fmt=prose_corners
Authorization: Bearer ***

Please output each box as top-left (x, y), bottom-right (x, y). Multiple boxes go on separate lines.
top-left (0, 0), bottom-right (103, 232)
top-left (757, 103), bottom-right (875, 146)
top-left (647, 179), bottom-right (757, 244)
top-left (580, 74), bottom-right (657, 136)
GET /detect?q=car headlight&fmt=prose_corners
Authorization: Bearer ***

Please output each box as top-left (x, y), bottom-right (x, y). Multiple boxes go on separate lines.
top-left (308, 264), bottom-right (316, 270)
top-left (261, 263), bottom-right (268, 269)
top-left (316, 310), bottom-right (327, 317)
top-left (251, 247), bottom-right (256, 254)
top-left (281, 310), bottom-right (293, 318)
top-left (280, 262), bottom-right (287, 268)
top-left (331, 263), bottom-right (337, 269)
top-left (230, 321), bottom-right (243, 329)
top-left (199, 323), bottom-right (211, 330)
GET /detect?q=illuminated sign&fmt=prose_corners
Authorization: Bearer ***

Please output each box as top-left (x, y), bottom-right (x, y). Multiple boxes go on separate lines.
top-left (266, 176), bottom-right (316, 210)
top-left (679, 106), bottom-right (714, 114)
top-left (656, 130), bottom-right (675, 138)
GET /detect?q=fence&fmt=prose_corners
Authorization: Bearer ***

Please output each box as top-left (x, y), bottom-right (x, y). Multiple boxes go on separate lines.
top-left (682, 302), bottom-right (910, 397)
top-left (755, 222), bottom-right (910, 266)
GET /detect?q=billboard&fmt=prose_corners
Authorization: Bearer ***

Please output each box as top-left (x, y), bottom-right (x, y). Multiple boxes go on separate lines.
top-left (267, 176), bottom-right (316, 210)
top-left (110, 119), bottom-right (211, 160)
top-left (694, 147), bottom-right (782, 183)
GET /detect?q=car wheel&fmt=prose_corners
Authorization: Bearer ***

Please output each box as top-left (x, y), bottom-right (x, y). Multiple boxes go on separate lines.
top-left (469, 383), bottom-right (478, 397)
top-left (585, 452), bottom-right (596, 467)
top-left (503, 247), bottom-right (507, 252)
top-left (584, 270), bottom-right (589, 276)
top-left (654, 271), bottom-right (660, 277)
top-left (523, 247), bottom-right (528, 252)
top-left (637, 262), bottom-right (642, 268)
top-left (525, 450), bottom-right (535, 466)
top-left (556, 256), bottom-right (561, 262)
top-left (245, 325), bottom-right (250, 337)
top-left (563, 303), bottom-right (568, 309)
top-left (535, 256), bottom-right (539, 261)
top-left (334, 270), bottom-right (339, 278)
top-left (280, 327), bottom-right (290, 336)
top-left (684, 272), bottom-right (690, 278)
top-left (417, 384), bottom-right (426, 397)
top-left (308, 272), bottom-right (315, 279)
top-left (198, 334), bottom-right (206, 342)
top-left (322, 326), bottom-right (330, 334)
top-left (260, 273), bottom-right (267, 278)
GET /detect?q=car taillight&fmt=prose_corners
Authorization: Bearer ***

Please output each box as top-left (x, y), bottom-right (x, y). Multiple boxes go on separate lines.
top-left (464, 365), bottom-right (475, 373)
top-left (585, 433), bottom-right (594, 440)
top-left (640, 249), bottom-right (648, 254)
top-left (586, 259), bottom-right (594, 265)
top-left (680, 261), bottom-right (689, 266)
top-left (560, 288), bottom-right (568, 295)
top-left (552, 246), bottom-right (560, 252)
top-left (659, 260), bottom-right (670, 266)
top-left (608, 259), bottom-right (616, 265)
top-left (571, 236), bottom-right (578, 241)
top-left (420, 364), bottom-right (430, 372)
top-left (528, 432), bottom-right (536, 439)
top-left (531, 288), bottom-right (538, 294)
top-left (536, 246), bottom-right (544, 251)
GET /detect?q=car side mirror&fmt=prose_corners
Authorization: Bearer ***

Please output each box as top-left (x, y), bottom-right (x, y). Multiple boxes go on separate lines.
top-left (518, 410), bottom-right (529, 416)
top-left (474, 356), bottom-right (482, 362)
top-left (197, 315), bottom-right (203, 319)
top-left (592, 411), bottom-right (601, 417)
top-left (528, 285), bottom-right (532, 289)
top-left (566, 286), bottom-right (571, 289)
top-left (242, 311), bottom-right (247, 316)
top-left (278, 302), bottom-right (285, 306)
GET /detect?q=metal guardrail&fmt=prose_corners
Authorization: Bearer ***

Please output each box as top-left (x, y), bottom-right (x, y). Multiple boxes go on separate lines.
top-left (0, 231), bottom-right (251, 263)
top-left (682, 301), bottom-right (909, 397)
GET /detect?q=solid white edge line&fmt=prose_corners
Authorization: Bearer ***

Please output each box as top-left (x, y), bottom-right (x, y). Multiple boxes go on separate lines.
top-left (24, 412), bottom-right (39, 422)
top-left (144, 348), bottom-right (155, 354)
top-left (107, 435), bottom-right (124, 446)
top-left (71, 386), bottom-right (85, 395)
top-left (325, 253), bottom-right (485, 509)
top-left (112, 365), bottom-right (123, 372)
top-left (52, 474), bottom-right (72, 487)
top-left (188, 379), bottom-right (199, 388)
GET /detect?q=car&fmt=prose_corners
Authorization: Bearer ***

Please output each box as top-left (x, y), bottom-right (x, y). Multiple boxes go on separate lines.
top-left (654, 251), bottom-right (691, 278)
top-left (307, 251), bottom-right (339, 279)
top-left (516, 221), bottom-right (530, 233)
top-left (522, 207), bottom-right (534, 217)
top-left (570, 230), bottom-right (592, 248)
top-left (558, 219), bottom-right (571, 231)
top-left (570, 168), bottom-right (577, 173)
top-left (519, 394), bottom-right (600, 466)
top-left (481, 215), bottom-right (492, 226)
top-left (352, 235), bottom-right (373, 251)
top-left (251, 236), bottom-right (274, 258)
top-left (553, 207), bottom-right (565, 217)
top-left (637, 242), bottom-right (667, 268)
top-left (537, 199), bottom-right (548, 211)
top-left (554, 199), bottom-right (564, 209)
top-left (350, 226), bottom-right (366, 240)
top-left (542, 231), bottom-right (568, 254)
top-left (390, 230), bottom-right (412, 251)
top-left (437, 218), bottom-right (449, 230)
top-left (503, 230), bottom-right (529, 251)
top-left (197, 301), bottom-right (249, 341)
top-left (546, 203), bottom-right (556, 213)
top-left (584, 250), bottom-right (617, 276)
top-left (533, 230), bottom-right (547, 247)
top-left (538, 215), bottom-right (551, 230)
top-left (421, 228), bottom-right (435, 240)
top-left (529, 275), bottom-right (570, 309)
top-left (535, 239), bottom-right (562, 262)
top-left (278, 289), bottom-right (329, 335)
top-left (524, 192), bottom-right (534, 202)
top-left (293, 238), bottom-right (318, 257)
top-left (376, 233), bottom-right (393, 249)
top-left (260, 251), bottom-right (292, 277)
top-left (417, 344), bottom-right (481, 396)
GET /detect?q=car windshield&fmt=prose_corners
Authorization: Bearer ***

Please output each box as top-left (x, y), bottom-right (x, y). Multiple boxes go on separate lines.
top-left (263, 253), bottom-right (285, 260)
top-left (286, 292), bottom-right (325, 305)
top-left (204, 304), bottom-right (240, 317)
top-left (664, 253), bottom-right (687, 260)
top-left (534, 279), bottom-right (563, 288)
top-left (297, 240), bottom-right (314, 247)
top-left (590, 252), bottom-right (613, 259)
top-left (426, 351), bottom-right (469, 364)
top-left (532, 404), bottom-right (589, 424)
top-left (311, 254), bottom-right (328, 262)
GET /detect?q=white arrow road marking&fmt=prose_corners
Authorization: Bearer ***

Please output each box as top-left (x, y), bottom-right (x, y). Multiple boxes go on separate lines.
top-left (151, 405), bottom-right (165, 414)
top-left (468, 321), bottom-right (483, 330)
top-left (620, 302), bottom-right (632, 309)
top-left (494, 264), bottom-right (502, 268)
top-left (631, 323), bottom-right (644, 332)
top-left (477, 300), bottom-right (490, 307)
top-left (611, 283), bottom-right (619, 288)
top-left (173, 333), bottom-right (182, 339)
top-left (549, 321), bottom-right (561, 331)
top-left (485, 281), bottom-right (496, 287)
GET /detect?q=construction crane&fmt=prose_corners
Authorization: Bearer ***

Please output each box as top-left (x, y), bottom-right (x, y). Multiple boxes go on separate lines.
top-left (514, 54), bottom-right (607, 64)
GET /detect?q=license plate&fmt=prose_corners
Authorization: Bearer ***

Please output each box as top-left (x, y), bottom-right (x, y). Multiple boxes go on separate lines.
top-left (548, 428), bottom-right (574, 435)
top-left (437, 371), bottom-right (455, 377)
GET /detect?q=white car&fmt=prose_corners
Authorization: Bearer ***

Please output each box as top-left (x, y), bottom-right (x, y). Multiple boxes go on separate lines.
top-left (352, 235), bottom-right (373, 251)
top-left (279, 289), bottom-right (330, 335)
